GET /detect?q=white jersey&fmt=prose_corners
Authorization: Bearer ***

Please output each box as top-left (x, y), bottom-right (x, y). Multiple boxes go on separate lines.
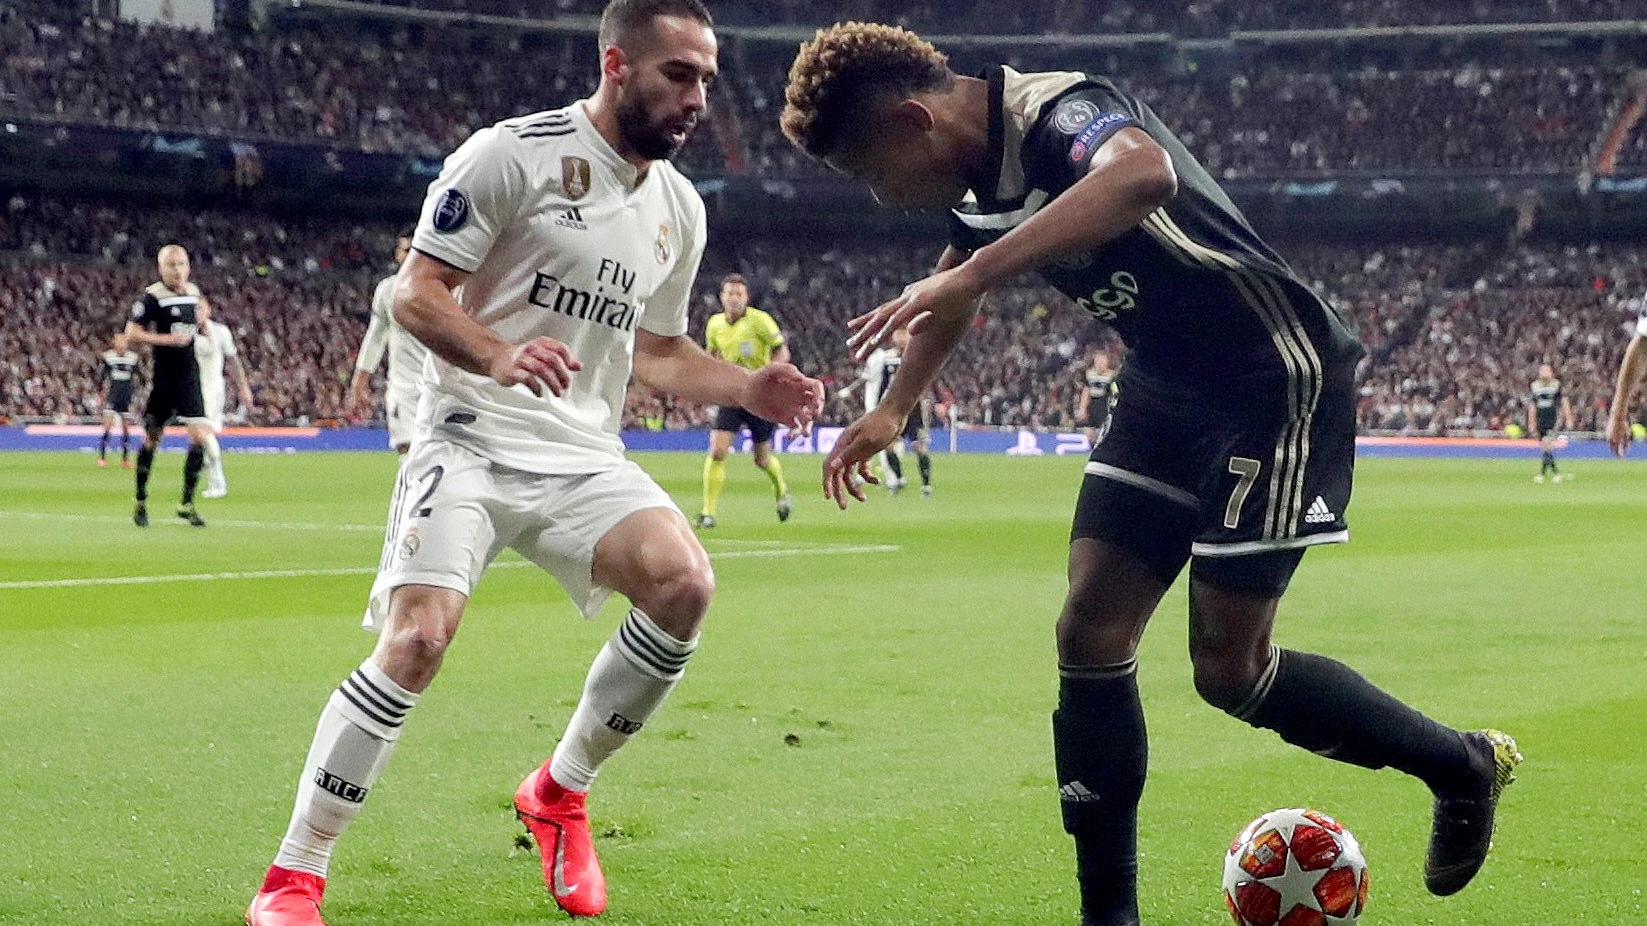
top-left (194, 322), bottom-right (236, 397)
top-left (862, 347), bottom-right (902, 413)
top-left (411, 102), bottom-right (706, 474)
top-left (355, 274), bottom-right (430, 400)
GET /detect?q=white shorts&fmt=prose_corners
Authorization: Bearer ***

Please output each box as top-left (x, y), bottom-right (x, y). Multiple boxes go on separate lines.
top-left (385, 385), bottom-right (420, 450)
top-left (201, 386), bottom-right (226, 432)
top-left (364, 439), bottom-right (679, 627)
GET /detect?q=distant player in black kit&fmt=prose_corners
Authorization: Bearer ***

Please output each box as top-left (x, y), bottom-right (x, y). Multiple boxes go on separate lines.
top-left (125, 244), bottom-right (211, 527)
top-left (1077, 347), bottom-right (1116, 445)
top-left (1528, 363), bottom-right (1574, 483)
top-left (783, 24), bottom-right (1519, 926)
top-left (98, 332), bottom-right (142, 469)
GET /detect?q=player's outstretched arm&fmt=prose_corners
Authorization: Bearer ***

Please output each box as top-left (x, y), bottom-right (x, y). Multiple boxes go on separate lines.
top-left (393, 251), bottom-right (581, 396)
top-left (849, 128), bottom-right (1176, 357)
top-left (349, 297), bottom-right (391, 414)
top-left (1607, 334), bottom-right (1647, 455)
top-left (825, 247), bottom-right (974, 508)
top-left (633, 330), bottom-right (823, 430)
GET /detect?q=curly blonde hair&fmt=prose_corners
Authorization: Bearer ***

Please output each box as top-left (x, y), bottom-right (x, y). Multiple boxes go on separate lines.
top-left (781, 22), bottom-right (952, 159)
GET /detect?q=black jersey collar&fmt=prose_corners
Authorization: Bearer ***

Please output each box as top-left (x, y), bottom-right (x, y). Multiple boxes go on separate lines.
top-left (976, 65), bottom-right (1007, 208)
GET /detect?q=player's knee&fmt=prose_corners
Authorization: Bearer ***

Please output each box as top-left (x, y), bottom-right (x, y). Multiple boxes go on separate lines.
top-left (638, 554), bottom-right (715, 633)
top-left (1056, 578), bottom-right (1146, 663)
top-left (379, 597), bottom-right (459, 674)
top-left (708, 446), bottom-right (729, 462)
top-left (1190, 649), bottom-right (1267, 714)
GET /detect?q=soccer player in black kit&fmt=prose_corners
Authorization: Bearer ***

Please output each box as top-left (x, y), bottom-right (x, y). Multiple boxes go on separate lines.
top-left (125, 244), bottom-right (211, 527)
top-left (98, 332), bottom-right (142, 468)
top-left (1528, 363), bottom-right (1574, 483)
top-left (782, 24), bottom-right (1520, 925)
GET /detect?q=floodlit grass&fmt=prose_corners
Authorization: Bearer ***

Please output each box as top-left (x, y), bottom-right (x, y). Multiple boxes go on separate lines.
top-left (2, 450), bottom-right (1643, 925)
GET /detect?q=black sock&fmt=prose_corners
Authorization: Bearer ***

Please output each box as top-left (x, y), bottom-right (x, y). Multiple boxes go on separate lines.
top-left (121, 434), bottom-right (130, 461)
top-left (134, 445), bottom-right (156, 501)
top-left (884, 449), bottom-right (903, 480)
top-left (1239, 649), bottom-right (1473, 794)
top-left (1055, 663), bottom-right (1146, 926)
top-left (917, 452), bottom-right (932, 487)
top-left (182, 445), bottom-right (205, 504)
top-left (1540, 452), bottom-right (1554, 474)
top-left (99, 428), bottom-right (110, 459)
top-left (1548, 454), bottom-right (1559, 474)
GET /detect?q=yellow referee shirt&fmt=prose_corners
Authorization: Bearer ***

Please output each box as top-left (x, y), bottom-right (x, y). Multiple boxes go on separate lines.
top-left (704, 306), bottom-right (785, 372)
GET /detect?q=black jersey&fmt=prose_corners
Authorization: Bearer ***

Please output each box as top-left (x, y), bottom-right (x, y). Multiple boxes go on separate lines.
top-left (1531, 379), bottom-right (1563, 429)
top-left (129, 282), bottom-right (202, 386)
top-left (100, 350), bottom-right (141, 389)
top-left (948, 66), bottom-right (1363, 405)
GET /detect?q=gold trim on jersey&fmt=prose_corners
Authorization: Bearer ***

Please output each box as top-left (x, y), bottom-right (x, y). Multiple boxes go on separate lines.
top-left (1139, 209), bottom-right (1324, 541)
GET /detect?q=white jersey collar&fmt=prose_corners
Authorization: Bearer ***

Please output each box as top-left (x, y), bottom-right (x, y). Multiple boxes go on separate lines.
top-left (571, 100), bottom-right (644, 190)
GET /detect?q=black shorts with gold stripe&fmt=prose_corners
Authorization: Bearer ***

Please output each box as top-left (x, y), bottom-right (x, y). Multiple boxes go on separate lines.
top-left (1071, 359), bottom-right (1356, 597)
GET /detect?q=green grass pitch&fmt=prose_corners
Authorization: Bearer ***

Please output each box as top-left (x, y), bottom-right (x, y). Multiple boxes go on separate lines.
top-left (2, 449), bottom-right (1644, 925)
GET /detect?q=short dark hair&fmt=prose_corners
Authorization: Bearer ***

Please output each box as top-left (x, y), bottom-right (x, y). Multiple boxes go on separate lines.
top-left (720, 272), bottom-right (747, 289)
top-left (598, 0), bottom-right (713, 49)
top-left (396, 224), bottom-right (415, 241)
top-left (782, 22), bottom-right (953, 159)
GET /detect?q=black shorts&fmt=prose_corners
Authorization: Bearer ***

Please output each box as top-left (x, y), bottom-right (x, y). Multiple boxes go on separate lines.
top-left (900, 411), bottom-right (926, 443)
top-left (142, 376), bottom-right (204, 430)
top-left (1084, 401), bottom-right (1110, 431)
top-left (712, 405), bottom-right (777, 444)
top-left (1536, 417), bottom-right (1558, 439)
top-left (1071, 363), bottom-right (1356, 594)
top-left (106, 383), bottom-right (135, 414)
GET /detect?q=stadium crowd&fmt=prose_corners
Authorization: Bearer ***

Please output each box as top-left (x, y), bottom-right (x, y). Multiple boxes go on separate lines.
top-left (3, 192), bottom-right (1642, 436)
top-left (340, 0), bottom-right (1647, 34)
top-left (0, 6), bottom-right (1635, 177)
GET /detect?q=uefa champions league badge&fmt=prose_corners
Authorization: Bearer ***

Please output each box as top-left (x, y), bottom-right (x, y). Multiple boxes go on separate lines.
top-left (433, 189), bottom-right (471, 233)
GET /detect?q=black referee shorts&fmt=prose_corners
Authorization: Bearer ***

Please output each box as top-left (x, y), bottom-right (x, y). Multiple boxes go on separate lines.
top-left (142, 376), bottom-right (205, 431)
top-left (712, 405), bottom-right (777, 444)
top-left (1071, 363), bottom-right (1356, 597)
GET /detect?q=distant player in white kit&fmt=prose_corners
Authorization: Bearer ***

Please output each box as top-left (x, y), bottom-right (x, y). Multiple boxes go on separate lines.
top-left (861, 327), bottom-right (933, 496)
top-left (348, 227), bottom-right (426, 453)
top-left (245, 3), bottom-right (823, 925)
top-left (194, 303), bottom-right (254, 498)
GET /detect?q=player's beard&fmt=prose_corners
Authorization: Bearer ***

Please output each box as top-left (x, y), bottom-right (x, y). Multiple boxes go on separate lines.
top-left (616, 95), bottom-right (693, 162)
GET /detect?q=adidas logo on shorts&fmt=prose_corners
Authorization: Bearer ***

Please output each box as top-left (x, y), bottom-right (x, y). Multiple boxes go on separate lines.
top-left (1304, 496), bottom-right (1336, 524)
top-left (1060, 781), bottom-right (1101, 803)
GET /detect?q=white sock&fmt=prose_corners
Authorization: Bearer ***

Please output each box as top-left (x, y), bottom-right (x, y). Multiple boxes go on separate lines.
top-left (204, 432), bottom-right (226, 491)
top-left (549, 609), bottom-right (696, 793)
top-left (272, 660), bottom-right (418, 877)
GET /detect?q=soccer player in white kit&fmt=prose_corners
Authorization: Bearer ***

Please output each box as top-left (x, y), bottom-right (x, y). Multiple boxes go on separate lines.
top-left (348, 227), bottom-right (427, 453)
top-left (194, 303), bottom-right (254, 498)
top-left (245, 3), bottom-right (823, 925)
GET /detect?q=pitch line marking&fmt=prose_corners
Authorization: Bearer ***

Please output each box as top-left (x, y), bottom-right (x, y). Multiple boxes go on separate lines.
top-left (0, 544), bottom-right (902, 591)
top-left (0, 512), bottom-right (836, 547)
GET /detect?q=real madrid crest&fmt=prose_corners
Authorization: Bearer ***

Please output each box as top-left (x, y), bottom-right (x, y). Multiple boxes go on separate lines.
top-left (399, 528), bottom-right (421, 560)
top-left (655, 223), bottom-right (671, 264)
top-left (562, 156), bottom-right (591, 201)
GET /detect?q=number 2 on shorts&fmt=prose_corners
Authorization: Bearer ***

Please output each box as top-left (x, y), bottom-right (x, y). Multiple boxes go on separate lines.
top-left (411, 465), bottom-right (444, 518)
top-left (1223, 457), bottom-right (1262, 529)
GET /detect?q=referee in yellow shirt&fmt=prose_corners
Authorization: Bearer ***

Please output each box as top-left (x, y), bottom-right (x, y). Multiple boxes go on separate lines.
top-left (699, 273), bottom-right (792, 528)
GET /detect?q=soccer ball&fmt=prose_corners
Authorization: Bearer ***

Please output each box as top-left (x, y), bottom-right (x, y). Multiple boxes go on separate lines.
top-left (1222, 808), bottom-right (1369, 926)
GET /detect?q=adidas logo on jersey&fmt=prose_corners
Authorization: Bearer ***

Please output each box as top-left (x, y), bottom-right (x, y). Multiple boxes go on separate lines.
top-left (1304, 496), bottom-right (1336, 524)
top-left (555, 207), bottom-right (588, 231)
top-left (1060, 781), bottom-right (1100, 803)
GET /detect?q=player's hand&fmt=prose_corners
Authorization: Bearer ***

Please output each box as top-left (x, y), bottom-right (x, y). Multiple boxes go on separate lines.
top-left (1606, 406), bottom-right (1633, 457)
top-left (346, 380), bottom-right (369, 417)
top-left (822, 407), bottom-right (903, 509)
top-left (847, 263), bottom-right (984, 361)
top-left (742, 363), bottom-right (824, 435)
top-left (490, 337), bottom-right (582, 397)
top-left (162, 332), bottom-right (194, 347)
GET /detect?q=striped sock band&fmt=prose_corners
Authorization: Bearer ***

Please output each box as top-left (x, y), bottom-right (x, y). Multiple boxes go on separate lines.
top-left (613, 609), bottom-right (696, 681)
top-left (333, 659), bottom-right (419, 739)
top-left (1059, 658), bottom-right (1138, 682)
